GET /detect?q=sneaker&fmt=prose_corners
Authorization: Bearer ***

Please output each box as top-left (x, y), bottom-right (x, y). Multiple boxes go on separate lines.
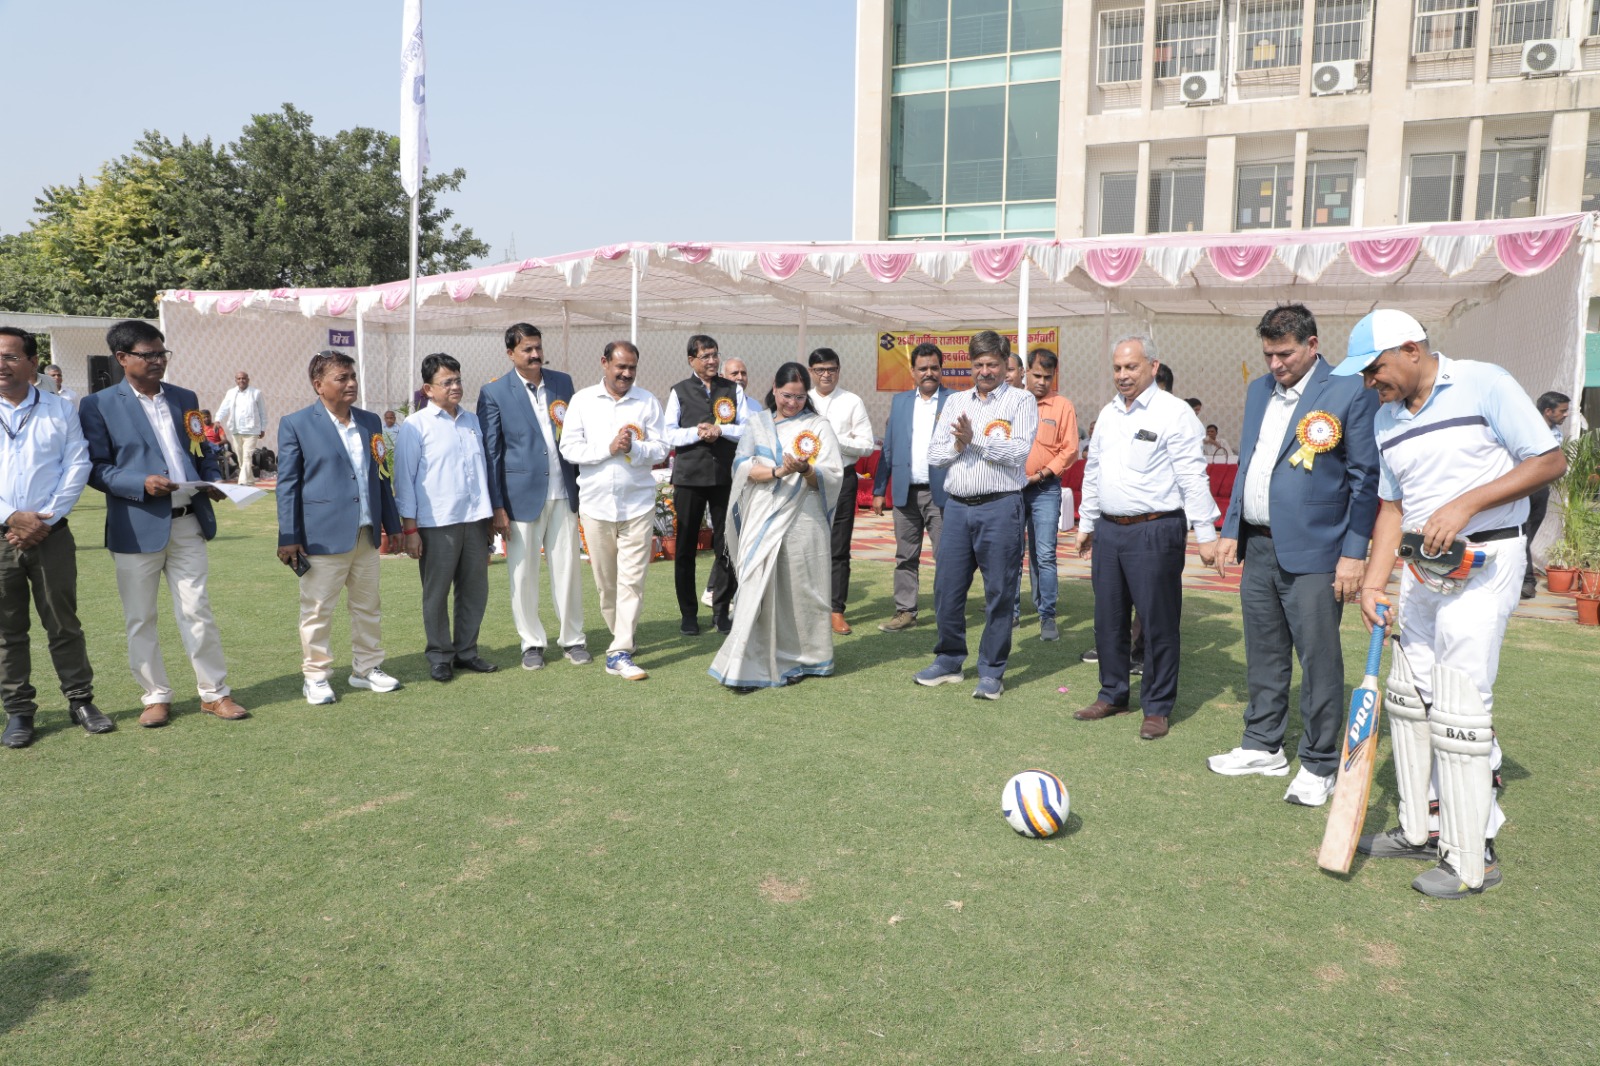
top-left (564, 645), bottom-right (593, 666)
top-left (1079, 646), bottom-right (1098, 663)
top-left (605, 651), bottom-right (648, 680)
top-left (973, 677), bottom-right (1004, 700)
top-left (1040, 617), bottom-right (1059, 642)
top-left (1520, 576), bottom-right (1537, 600)
top-left (1412, 850), bottom-right (1502, 899)
top-left (913, 663), bottom-right (963, 687)
top-left (879, 611), bottom-right (917, 633)
top-left (349, 668), bottom-right (401, 693)
top-left (702, 588), bottom-right (715, 608)
top-left (303, 679), bottom-right (337, 706)
top-left (1129, 658), bottom-right (1144, 676)
top-left (1206, 746), bottom-right (1291, 777)
top-left (1356, 825), bottom-right (1440, 860)
top-left (1283, 765), bottom-right (1336, 807)
top-left (521, 647), bottom-right (545, 671)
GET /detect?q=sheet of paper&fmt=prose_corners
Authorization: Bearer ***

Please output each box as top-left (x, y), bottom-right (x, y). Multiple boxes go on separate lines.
top-left (175, 481), bottom-right (269, 508)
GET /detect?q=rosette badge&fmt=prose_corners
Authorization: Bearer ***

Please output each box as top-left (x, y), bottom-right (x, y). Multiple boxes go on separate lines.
top-left (622, 423), bottom-right (645, 464)
top-left (370, 433), bottom-right (393, 480)
top-left (792, 430), bottom-right (821, 463)
top-left (1289, 411), bottom-right (1342, 470)
top-left (183, 410), bottom-right (205, 457)
top-left (549, 399), bottom-right (568, 436)
top-left (713, 397), bottom-right (737, 425)
top-left (982, 419), bottom-right (1013, 440)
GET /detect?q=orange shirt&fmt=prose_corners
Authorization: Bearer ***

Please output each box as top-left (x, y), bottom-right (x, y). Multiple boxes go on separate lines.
top-left (1026, 393), bottom-right (1079, 478)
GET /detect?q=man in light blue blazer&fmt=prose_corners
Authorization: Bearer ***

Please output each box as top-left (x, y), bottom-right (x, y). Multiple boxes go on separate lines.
top-left (78, 320), bottom-right (248, 728)
top-left (871, 342), bottom-right (951, 632)
top-left (478, 323), bottom-right (586, 671)
top-left (1210, 304), bottom-right (1380, 805)
top-left (276, 351), bottom-right (404, 706)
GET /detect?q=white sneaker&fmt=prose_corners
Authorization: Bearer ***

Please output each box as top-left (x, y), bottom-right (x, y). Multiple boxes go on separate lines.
top-left (1283, 766), bottom-right (1337, 807)
top-left (349, 668), bottom-right (401, 693)
top-left (605, 651), bottom-right (648, 680)
top-left (701, 588), bottom-right (715, 608)
top-left (1206, 746), bottom-right (1290, 777)
top-left (303, 679), bottom-right (337, 705)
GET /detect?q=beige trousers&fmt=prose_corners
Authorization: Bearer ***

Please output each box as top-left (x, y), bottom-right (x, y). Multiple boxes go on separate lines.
top-left (298, 529), bottom-right (383, 682)
top-left (112, 514), bottom-right (230, 705)
top-left (507, 501), bottom-right (585, 650)
top-left (231, 432), bottom-right (260, 485)
top-left (582, 510), bottom-right (654, 654)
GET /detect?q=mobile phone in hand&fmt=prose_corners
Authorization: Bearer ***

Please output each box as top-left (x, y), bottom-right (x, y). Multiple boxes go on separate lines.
top-left (289, 553), bottom-right (311, 577)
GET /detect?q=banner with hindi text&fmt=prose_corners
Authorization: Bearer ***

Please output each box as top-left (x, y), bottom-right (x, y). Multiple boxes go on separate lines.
top-left (875, 328), bottom-right (1059, 391)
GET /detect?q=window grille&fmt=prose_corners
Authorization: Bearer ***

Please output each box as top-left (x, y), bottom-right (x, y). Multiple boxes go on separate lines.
top-left (1313, 0), bottom-right (1370, 61)
top-left (1155, 0), bottom-right (1222, 78)
top-left (1414, 0), bottom-right (1477, 52)
top-left (1489, 0), bottom-right (1555, 45)
top-left (1098, 7), bottom-right (1145, 82)
top-left (1239, 0), bottom-right (1303, 68)
top-left (1408, 152), bottom-right (1465, 222)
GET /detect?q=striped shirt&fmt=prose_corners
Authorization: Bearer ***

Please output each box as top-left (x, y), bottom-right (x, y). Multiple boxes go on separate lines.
top-left (928, 382), bottom-right (1038, 498)
top-left (1375, 354), bottom-right (1558, 535)
top-left (1079, 383), bottom-right (1218, 542)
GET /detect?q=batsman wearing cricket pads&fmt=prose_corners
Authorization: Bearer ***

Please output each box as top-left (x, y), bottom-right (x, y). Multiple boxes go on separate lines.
top-left (1335, 309), bottom-right (1564, 900)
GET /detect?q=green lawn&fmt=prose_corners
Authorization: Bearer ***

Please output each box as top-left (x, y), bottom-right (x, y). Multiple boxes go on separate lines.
top-left (3, 493), bottom-right (1597, 1064)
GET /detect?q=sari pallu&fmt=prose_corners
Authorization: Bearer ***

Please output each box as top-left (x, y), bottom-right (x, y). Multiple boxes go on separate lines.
top-left (708, 410), bottom-right (842, 689)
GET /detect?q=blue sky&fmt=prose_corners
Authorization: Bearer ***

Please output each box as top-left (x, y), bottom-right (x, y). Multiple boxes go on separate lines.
top-left (0, 0), bottom-right (857, 261)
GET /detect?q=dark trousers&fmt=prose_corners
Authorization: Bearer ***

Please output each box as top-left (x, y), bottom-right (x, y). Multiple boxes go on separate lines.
top-left (1526, 485), bottom-right (1550, 579)
top-left (892, 486), bottom-right (942, 615)
top-left (830, 468), bottom-right (859, 613)
top-left (1091, 515), bottom-right (1185, 716)
top-left (932, 493), bottom-right (1024, 680)
top-left (674, 483), bottom-right (735, 620)
top-left (1239, 532), bottom-right (1346, 775)
top-left (418, 520), bottom-right (490, 666)
top-left (0, 520), bottom-right (93, 716)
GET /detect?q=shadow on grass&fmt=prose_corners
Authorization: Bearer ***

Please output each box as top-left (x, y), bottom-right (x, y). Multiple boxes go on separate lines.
top-left (0, 948), bottom-right (89, 1033)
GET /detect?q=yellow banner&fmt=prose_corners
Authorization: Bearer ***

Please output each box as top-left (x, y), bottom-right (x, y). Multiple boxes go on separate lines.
top-left (876, 328), bottom-right (1059, 392)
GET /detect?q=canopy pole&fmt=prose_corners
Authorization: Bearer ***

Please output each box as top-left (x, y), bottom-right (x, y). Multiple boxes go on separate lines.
top-left (562, 303), bottom-right (571, 367)
top-left (630, 254), bottom-right (639, 345)
top-left (354, 308), bottom-right (367, 410)
top-left (797, 295), bottom-right (809, 359)
top-left (1102, 299), bottom-right (1111, 361)
top-left (407, 192), bottom-right (419, 375)
top-left (1016, 257), bottom-right (1031, 370)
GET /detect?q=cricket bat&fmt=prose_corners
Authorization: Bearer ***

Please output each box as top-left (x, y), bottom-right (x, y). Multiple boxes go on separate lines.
top-left (1317, 604), bottom-right (1389, 874)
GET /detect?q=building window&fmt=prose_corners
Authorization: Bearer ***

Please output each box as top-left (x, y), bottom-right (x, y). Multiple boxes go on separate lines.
top-left (945, 87), bottom-right (1007, 203)
top-left (890, 94), bottom-right (947, 208)
top-left (1006, 82), bottom-right (1060, 199)
top-left (1414, 0), bottom-right (1477, 52)
top-left (1584, 142), bottom-right (1600, 212)
top-left (1012, 0), bottom-right (1065, 50)
top-left (951, 0), bottom-right (1011, 57)
top-left (1150, 169), bottom-right (1206, 232)
top-left (1237, 163), bottom-right (1294, 229)
top-left (1478, 147), bottom-right (1542, 219)
top-left (1592, 0), bottom-right (1599, 36)
top-left (1490, 0), bottom-right (1554, 45)
top-left (1098, 8), bottom-right (1145, 82)
top-left (1239, 0), bottom-right (1303, 69)
top-left (1408, 152), bottom-right (1466, 222)
top-left (895, 0), bottom-right (950, 64)
top-left (1313, 0), bottom-right (1369, 62)
top-left (1155, 0), bottom-right (1223, 77)
top-left (1306, 159), bottom-right (1358, 226)
top-left (1100, 172), bottom-right (1138, 233)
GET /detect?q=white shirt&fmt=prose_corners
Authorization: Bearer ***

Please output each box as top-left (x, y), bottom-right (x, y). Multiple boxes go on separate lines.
top-left (559, 383), bottom-right (670, 522)
top-left (218, 385), bottom-right (266, 436)
top-left (134, 386), bottom-right (198, 507)
top-left (809, 387), bottom-right (875, 461)
top-left (663, 379), bottom-right (751, 448)
top-left (58, 386), bottom-right (80, 408)
top-left (928, 383), bottom-right (1039, 498)
top-left (393, 402), bottom-right (492, 527)
top-left (1241, 374), bottom-right (1308, 526)
top-left (0, 388), bottom-right (90, 526)
top-left (910, 390), bottom-right (939, 485)
top-left (1079, 383), bottom-right (1218, 542)
top-left (520, 375), bottom-right (567, 502)
top-left (324, 405), bottom-right (372, 529)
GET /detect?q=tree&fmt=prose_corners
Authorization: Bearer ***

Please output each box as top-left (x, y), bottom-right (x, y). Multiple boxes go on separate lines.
top-left (0, 104), bottom-right (488, 317)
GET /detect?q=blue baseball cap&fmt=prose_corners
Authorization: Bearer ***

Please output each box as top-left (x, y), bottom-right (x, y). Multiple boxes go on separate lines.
top-left (1332, 309), bottom-right (1428, 376)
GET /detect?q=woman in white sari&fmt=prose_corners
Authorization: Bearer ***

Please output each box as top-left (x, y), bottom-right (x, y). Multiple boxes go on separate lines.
top-left (709, 363), bottom-right (843, 690)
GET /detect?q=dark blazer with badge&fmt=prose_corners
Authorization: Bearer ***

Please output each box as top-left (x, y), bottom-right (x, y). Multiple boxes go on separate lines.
top-left (478, 369), bottom-right (580, 521)
top-left (80, 380), bottom-right (222, 552)
top-left (276, 402), bottom-right (401, 554)
top-left (874, 386), bottom-right (952, 508)
top-left (1221, 358), bottom-right (1381, 574)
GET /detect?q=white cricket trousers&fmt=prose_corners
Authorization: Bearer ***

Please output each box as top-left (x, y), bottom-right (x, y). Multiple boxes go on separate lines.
top-left (506, 501), bottom-right (585, 651)
top-left (112, 514), bottom-right (230, 705)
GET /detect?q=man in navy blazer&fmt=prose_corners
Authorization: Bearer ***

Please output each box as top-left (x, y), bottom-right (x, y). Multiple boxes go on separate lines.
top-left (1209, 304), bottom-right (1380, 805)
top-left (276, 351), bottom-right (404, 706)
top-left (478, 323), bottom-right (587, 670)
top-left (78, 320), bottom-right (249, 728)
top-left (871, 342), bottom-right (951, 632)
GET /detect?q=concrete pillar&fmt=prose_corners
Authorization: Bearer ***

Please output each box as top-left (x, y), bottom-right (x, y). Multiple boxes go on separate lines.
top-left (1546, 110), bottom-right (1592, 213)
top-left (1140, 0), bottom-right (1158, 112)
top-left (851, 0), bottom-right (892, 240)
top-left (1058, 0), bottom-right (1094, 237)
top-left (1462, 117), bottom-right (1484, 221)
top-left (1361, 0), bottom-right (1413, 224)
top-left (1203, 135), bottom-right (1237, 233)
top-left (1135, 142), bottom-right (1153, 235)
top-left (1291, 129), bottom-right (1310, 229)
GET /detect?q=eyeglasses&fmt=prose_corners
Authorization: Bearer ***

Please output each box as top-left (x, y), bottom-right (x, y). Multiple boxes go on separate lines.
top-left (430, 377), bottom-right (463, 389)
top-left (120, 349), bottom-right (173, 362)
top-left (811, 366), bottom-right (840, 375)
top-left (0, 353), bottom-right (34, 366)
top-left (691, 351), bottom-right (719, 361)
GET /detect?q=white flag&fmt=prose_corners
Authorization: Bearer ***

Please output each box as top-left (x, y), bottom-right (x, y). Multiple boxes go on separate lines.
top-left (399, 0), bottom-right (429, 198)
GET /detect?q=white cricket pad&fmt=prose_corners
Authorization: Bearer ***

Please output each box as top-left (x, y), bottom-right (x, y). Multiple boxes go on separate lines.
top-left (1429, 664), bottom-right (1495, 889)
top-left (1386, 643), bottom-right (1433, 847)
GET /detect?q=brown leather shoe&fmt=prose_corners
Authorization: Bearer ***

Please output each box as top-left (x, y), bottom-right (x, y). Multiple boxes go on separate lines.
top-left (139, 703), bottom-right (171, 728)
top-left (1139, 715), bottom-right (1170, 740)
top-left (200, 695), bottom-right (250, 720)
top-left (831, 612), bottom-right (852, 636)
top-left (1074, 699), bottom-right (1131, 721)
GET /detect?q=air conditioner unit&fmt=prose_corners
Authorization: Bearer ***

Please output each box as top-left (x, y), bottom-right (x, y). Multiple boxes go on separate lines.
top-left (1311, 59), bottom-right (1359, 96)
top-left (1180, 70), bottom-right (1221, 105)
top-left (1521, 38), bottom-right (1575, 76)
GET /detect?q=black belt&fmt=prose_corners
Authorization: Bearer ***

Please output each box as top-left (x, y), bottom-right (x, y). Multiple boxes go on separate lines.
top-left (1242, 521), bottom-right (1272, 539)
top-left (172, 505), bottom-right (195, 519)
top-left (949, 490), bottom-right (1020, 507)
top-left (1471, 526), bottom-right (1521, 543)
top-left (1104, 509), bottom-right (1184, 526)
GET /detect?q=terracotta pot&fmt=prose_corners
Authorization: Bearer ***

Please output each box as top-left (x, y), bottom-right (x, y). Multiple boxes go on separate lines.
top-left (1546, 566), bottom-right (1578, 593)
top-left (661, 538), bottom-right (677, 560)
top-left (1577, 595), bottom-right (1600, 626)
top-left (697, 529), bottom-right (715, 551)
top-left (1583, 570), bottom-right (1600, 596)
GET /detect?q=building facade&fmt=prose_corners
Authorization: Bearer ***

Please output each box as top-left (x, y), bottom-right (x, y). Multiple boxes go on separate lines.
top-left (853, 0), bottom-right (1600, 241)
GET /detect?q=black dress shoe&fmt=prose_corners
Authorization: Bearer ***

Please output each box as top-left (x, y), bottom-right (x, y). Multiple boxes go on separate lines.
top-left (430, 662), bottom-right (455, 682)
top-left (680, 617), bottom-right (701, 636)
top-left (2, 715), bottom-right (35, 749)
top-left (68, 701), bottom-right (116, 734)
top-left (714, 610), bottom-right (732, 635)
top-left (452, 656), bottom-right (499, 673)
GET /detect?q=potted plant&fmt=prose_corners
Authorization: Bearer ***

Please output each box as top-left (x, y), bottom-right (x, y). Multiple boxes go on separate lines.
top-left (1550, 431), bottom-right (1600, 599)
top-left (1545, 540), bottom-right (1579, 593)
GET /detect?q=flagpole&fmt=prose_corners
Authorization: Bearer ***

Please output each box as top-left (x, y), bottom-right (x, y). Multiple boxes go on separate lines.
top-left (409, 192), bottom-right (419, 372)
top-left (400, 0), bottom-right (428, 391)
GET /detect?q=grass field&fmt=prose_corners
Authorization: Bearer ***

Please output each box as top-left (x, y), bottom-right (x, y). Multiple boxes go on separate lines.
top-left (2, 492), bottom-right (1597, 1065)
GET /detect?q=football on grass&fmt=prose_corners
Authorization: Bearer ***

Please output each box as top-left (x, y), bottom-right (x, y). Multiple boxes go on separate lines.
top-left (1001, 769), bottom-right (1069, 838)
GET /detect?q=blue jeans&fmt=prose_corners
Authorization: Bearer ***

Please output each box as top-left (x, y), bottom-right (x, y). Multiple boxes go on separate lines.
top-left (1023, 480), bottom-right (1062, 620)
top-left (932, 492), bottom-right (1024, 680)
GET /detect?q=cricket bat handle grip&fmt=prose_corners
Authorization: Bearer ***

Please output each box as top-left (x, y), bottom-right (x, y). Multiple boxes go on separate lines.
top-left (1364, 603), bottom-right (1389, 677)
